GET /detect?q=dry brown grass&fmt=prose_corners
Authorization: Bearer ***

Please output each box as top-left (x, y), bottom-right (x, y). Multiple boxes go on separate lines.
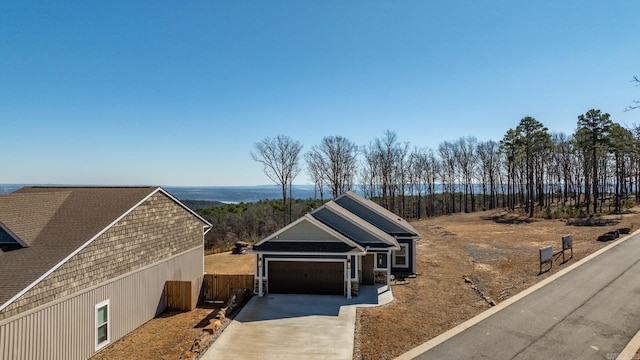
top-left (204, 251), bottom-right (254, 275)
top-left (91, 304), bottom-right (220, 360)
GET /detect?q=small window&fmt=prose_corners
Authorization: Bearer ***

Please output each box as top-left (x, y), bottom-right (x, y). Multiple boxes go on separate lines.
top-left (376, 253), bottom-right (388, 269)
top-left (393, 243), bottom-right (409, 268)
top-left (95, 300), bottom-right (110, 351)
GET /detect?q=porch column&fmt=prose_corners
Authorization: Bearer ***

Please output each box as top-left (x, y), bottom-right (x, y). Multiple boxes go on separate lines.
top-left (387, 251), bottom-right (391, 288)
top-left (258, 254), bottom-right (263, 297)
top-left (347, 258), bottom-right (352, 299)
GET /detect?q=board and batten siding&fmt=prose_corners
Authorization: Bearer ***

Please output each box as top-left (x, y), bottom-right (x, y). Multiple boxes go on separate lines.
top-left (0, 246), bottom-right (203, 360)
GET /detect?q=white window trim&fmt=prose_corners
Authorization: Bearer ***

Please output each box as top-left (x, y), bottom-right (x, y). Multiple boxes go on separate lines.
top-left (374, 252), bottom-right (390, 270)
top-left (392, 243), bottom-right (409, 268)
top-left (95, 299), bottom-right (110, 351)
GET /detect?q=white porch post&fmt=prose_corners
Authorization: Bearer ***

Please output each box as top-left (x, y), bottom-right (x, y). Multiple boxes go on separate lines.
top-left (347, 258), bottom-right (352, 299)
top-left (387, 251), bottom-right (391, 289)
top-left (258, 254), bottom-right (263, 297)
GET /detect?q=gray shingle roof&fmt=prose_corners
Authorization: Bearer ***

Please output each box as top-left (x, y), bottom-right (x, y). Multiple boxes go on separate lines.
top-left (334, 191), bottom-right (420, 238)
top-left (0, 187), bottom-right (161, 307)
top-left (312, 202), bottom-right (399, 248)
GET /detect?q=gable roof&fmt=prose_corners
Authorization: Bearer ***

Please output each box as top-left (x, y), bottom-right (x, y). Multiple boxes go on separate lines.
top-left (0, 186), bottom-right (211, 311)
top-left (255, 191), bottom-right (422, 254)
top-left (254, 214), bottom-right (365, 253)
top-left (334, 191), bottom-right (421, 238)
top-left (311, 202), bottom-right (399, 248)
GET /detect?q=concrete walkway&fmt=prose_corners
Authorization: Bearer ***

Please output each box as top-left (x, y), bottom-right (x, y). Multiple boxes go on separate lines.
top-left (201, 284), bottom-right (393, 360)
top-left (399, 231), bottom-right (640, 360)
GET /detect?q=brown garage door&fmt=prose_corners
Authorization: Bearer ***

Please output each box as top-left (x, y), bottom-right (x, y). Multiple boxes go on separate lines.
top-left (268, 261), bottom-right (344, 295)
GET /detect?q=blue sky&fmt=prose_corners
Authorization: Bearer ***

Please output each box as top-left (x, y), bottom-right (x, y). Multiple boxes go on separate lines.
top-left (1, 1), bottom-right (639, 186)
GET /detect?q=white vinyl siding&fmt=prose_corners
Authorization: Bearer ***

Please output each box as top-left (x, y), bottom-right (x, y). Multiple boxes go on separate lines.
top-left (393, 243), bottom-right (409, 268)
top-left (95, 300), bottom-right (110, 351)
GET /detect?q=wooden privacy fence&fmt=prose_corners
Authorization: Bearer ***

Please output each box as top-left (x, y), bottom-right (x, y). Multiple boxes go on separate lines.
top-left (203, 274), bottom-right (254, 301)
top-left (166, 276), bottom-right (202, 311)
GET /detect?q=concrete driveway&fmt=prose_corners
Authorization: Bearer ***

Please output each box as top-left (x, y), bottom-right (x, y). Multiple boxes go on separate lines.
top-left (201, 285), bottom-right (391, 360)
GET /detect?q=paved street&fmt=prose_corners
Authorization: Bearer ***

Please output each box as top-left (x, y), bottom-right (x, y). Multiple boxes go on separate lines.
top-left (401, 232), bottom-right (640, 360)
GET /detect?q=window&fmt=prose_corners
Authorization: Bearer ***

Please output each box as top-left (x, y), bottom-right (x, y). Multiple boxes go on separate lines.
top-left (375, 253), bottom-right (388, 269)
top-left (393, 243), bottom-right (409, 268)
top-left (95, 300), bottom-right (110, 351)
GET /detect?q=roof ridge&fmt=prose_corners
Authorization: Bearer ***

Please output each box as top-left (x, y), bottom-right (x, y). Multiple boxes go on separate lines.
top-left (24, 186), bottom-right (158, 189)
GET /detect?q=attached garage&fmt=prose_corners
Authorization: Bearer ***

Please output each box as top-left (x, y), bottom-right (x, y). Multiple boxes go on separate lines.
top-left (268, 261), bottom-right (344, 295)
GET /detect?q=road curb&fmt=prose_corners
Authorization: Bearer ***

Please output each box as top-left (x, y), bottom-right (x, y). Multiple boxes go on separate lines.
top-left (396, 228), bottom-right (640, 360)
top-left (616, 327), bottom-right (640, 360)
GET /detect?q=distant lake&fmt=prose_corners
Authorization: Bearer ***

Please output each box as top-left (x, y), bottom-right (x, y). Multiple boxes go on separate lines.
top-left (164, 185), bottom-right (325, 203)
top-left (0, 184), bottom-right (332, 203)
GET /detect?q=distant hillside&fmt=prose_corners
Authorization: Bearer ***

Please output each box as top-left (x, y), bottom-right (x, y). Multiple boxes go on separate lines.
top-left (181, 199), bottom-right (226, 210)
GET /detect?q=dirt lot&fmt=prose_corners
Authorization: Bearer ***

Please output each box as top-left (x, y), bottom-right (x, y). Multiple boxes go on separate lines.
top-left (354, 208), bottom-right (640, 359)
top-left (92, 209), bottom-right (640, 359)
top-left (204, 251), bottom-right (254, 275)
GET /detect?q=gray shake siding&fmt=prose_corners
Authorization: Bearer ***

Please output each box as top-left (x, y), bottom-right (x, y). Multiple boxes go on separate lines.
top-left (0, 190), bottom-right (208, 360)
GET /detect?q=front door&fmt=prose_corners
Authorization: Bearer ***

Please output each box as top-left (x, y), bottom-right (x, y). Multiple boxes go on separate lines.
top-left (361, 254), bottom-right (375, 285)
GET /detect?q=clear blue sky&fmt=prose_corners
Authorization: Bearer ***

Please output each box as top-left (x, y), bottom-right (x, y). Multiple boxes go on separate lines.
top-left (1, 1), bottom-right (639, 186)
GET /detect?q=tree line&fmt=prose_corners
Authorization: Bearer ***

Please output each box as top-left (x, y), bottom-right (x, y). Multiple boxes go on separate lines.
top-left (252, 107), bottom-right (640, 224)
top-left (197, 199), bottom-right (323, 252)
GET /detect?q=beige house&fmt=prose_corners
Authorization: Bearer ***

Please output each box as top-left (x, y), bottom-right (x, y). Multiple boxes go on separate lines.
top-left (0, 186), bottom-right (211, 360)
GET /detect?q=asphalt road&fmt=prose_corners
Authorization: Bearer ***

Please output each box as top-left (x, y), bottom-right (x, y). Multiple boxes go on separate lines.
top-left (403, 232), bottom-right (640, 360)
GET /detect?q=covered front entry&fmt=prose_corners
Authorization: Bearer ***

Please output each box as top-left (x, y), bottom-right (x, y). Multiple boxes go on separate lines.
top-left (268, 261), bottom-right (344, 295)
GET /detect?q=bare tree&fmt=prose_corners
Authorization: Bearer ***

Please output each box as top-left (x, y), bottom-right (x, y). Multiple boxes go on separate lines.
top-left (454, 136), bottom-right (478, 213)
top-left (251, 135), bottom-right (303, 225)
top-left (477, 140), bottom-right (499, 210)
top-left (626, 76), bottom-right (640, 111)
top-left (375, 131), bottom-right (400, 211)
top-left (305, 151), bottom-right (325, 202)
top-left (438, 141), bottom-right (456, 214)
top-left (307, 136), bottom-right (359, 198)
top-left (359, 142), bottom-right (380, 199)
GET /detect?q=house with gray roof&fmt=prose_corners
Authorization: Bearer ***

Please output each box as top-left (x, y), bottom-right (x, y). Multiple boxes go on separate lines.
top-left (252, 191), bottom-right (421, 297)
top-left (0, 186), bottom-right (211, 360)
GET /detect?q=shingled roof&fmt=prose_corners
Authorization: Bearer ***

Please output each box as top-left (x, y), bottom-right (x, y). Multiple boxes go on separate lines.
top-left (0, 186), bottom-right (198, 308)
top-left (334, 191), bottom-right (420, 238)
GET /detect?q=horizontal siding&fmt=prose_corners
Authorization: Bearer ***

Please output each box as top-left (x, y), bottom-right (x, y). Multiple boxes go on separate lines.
top-left (0, 246), bottom-right (202, 360)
